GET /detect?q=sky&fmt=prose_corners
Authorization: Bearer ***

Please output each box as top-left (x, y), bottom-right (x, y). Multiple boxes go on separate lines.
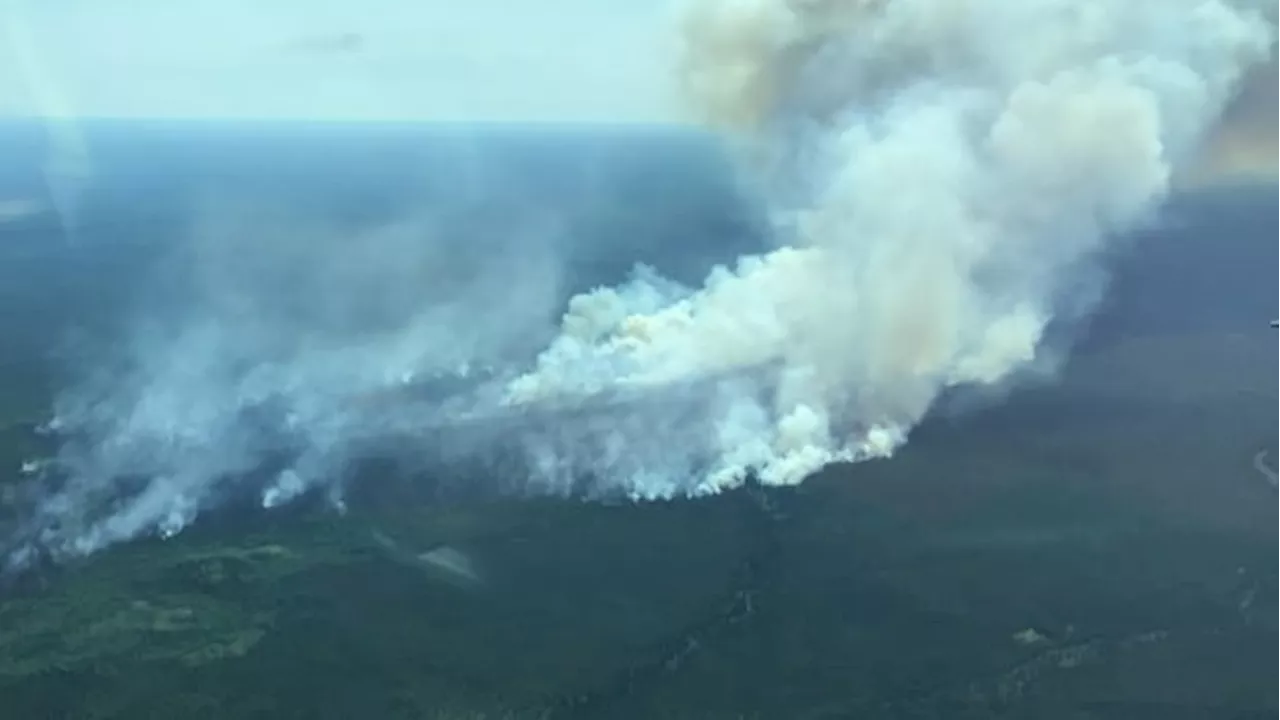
top-left (1, 0), bottom-right (1272, 183)
top-left (1, 0), bottom-right (681, 122)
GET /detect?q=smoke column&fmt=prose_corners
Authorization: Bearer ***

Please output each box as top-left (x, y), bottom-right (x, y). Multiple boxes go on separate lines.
top-left (6, 0), bottom-right (1274, 564)
top-left (500, 0), bottom-right (1274, 490)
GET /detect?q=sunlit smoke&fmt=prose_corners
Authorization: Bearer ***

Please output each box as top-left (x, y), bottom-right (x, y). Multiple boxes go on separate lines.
top-left (499, 0), bottom-right (1273, 491)
top-left (6, 0), bottom-right (1274, 565)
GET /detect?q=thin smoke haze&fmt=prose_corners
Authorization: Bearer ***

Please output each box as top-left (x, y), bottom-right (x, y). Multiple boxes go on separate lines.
top-left (6, 0), bottom-right (1275, 566)
top-left (2, 6), bottom-right (92, 244)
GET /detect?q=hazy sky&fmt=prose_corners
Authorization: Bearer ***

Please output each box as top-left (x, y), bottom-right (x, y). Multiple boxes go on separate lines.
top-left (7, 0), bottom-right (1271, 182)
top-left (1, 0), bottom-right (681, 121)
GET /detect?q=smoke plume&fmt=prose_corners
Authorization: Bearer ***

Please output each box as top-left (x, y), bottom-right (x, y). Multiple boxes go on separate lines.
top-left (501, 0), bottom-right (1274, 490)
top-left (8, 194), bottom-right (568, 564)
top-left (7, 0), bottom-right (1274, 564)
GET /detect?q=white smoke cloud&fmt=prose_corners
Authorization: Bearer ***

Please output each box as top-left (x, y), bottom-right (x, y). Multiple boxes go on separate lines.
top-left (500, 0), bottom-right (1273, 492)
top-left (7, 194), bottom-right (569, 564)
top-left (6, 0), bottom-right (1273, 565)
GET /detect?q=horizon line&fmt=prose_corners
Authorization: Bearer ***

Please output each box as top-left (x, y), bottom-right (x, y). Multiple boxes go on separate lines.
top-left (0, 115), bottom-right (701, 128)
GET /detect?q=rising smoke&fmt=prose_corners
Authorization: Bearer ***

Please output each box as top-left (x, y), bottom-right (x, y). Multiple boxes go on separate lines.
top-left (9, 194), bottom-right (568, 564)
top-left (503, 0), bottom-right (1275, 486)
top-left (8, 0), bottom-right (1274, 564)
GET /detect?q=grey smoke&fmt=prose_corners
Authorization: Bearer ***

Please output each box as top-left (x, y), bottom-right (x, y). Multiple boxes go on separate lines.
top-left (502, 0), bottom-right (1274, 489)
top-left (11, 194), bottom-right (566, 562)
top-left (8, 0), bottom-right (1274, 564)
